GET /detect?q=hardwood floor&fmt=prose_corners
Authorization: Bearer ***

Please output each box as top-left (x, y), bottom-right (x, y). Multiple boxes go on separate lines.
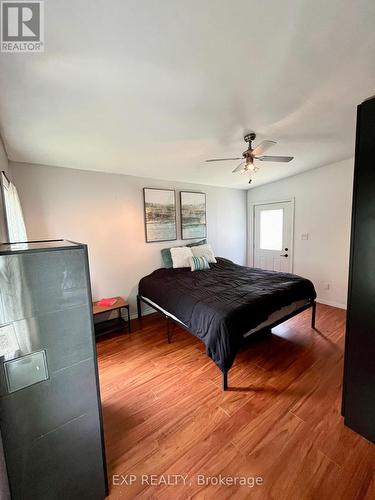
top-left (96, 304), bottom-right (375, 499)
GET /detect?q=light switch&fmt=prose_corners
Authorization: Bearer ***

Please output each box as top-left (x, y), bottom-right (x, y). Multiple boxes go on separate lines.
top-left (301, 233), bottom-right (309, 240)
top-left (4, 351), bottom-right (49, 393)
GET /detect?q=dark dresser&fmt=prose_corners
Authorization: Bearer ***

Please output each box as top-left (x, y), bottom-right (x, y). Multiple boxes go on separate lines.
top-left (342, 97), bottom-right (375, 443)
top-left (0, 240), bottom-right (107, 499)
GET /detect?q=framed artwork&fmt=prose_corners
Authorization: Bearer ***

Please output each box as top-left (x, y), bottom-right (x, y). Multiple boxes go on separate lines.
top-left (143, 188), bottom-right (177, 243)
top-left (180, 191), bottom-right (207, 240)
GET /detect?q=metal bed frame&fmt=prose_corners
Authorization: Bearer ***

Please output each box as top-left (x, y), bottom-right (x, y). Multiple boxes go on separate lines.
top-left (137, 294), bottom-right (317, 391)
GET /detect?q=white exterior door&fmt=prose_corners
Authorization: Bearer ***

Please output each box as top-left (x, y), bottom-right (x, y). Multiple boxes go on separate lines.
top-left (254, 201), bottom-right (293, 272)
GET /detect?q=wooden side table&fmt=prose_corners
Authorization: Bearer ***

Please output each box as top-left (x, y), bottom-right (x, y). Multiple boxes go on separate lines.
top-left (92, 297), bottom-right (131, 337)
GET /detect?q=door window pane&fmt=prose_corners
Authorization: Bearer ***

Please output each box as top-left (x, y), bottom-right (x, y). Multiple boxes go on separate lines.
top-left (260, 209), bottom-right (283, 251)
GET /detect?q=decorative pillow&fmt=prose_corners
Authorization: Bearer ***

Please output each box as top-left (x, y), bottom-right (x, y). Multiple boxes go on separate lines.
top-left (186, 239), bottom-right (207, 248)
top-left (189, 256), bottom-right (210, 272)
top-left (161, 247), bottom-right (174, 268)
top-left (191, 243), bottom-right (217, 263)
top-left (170, 246), bottom-right (193, 268)
top-left (161, 239), bottom-right (207, 268)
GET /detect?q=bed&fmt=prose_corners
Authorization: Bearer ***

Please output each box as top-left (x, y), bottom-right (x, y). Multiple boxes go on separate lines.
top-left (137, 257), bottom-right (317, 390)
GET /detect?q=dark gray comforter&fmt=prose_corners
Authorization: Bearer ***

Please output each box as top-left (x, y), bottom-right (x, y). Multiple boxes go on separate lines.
top-left (139, 258), bottom-right (316, 372)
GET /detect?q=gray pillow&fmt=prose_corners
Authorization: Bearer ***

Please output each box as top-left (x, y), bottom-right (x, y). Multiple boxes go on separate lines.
top-left (161, 239), bottom-right (207, 268)
top-left (186, 239), bottom-right (207, 248)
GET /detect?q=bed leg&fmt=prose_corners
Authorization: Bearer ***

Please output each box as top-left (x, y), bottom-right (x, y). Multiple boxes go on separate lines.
top-left (222, 371), bottom-right (228, 391)
top-left (166, 316), bottom-right (171, 344)
top-left (311, 301), bottom-right (316, 329)
top-left (137, 295), bottom-right (142, 319)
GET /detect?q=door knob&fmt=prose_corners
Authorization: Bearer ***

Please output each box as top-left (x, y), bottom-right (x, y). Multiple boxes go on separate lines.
top-left (280, 254), bottom-right (288, 257)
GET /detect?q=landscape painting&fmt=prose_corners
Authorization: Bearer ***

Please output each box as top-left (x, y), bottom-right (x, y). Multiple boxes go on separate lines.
top-left (180, 191), bottom-right (207, 240)
top-left (143, 188), bottom-right (177, 242)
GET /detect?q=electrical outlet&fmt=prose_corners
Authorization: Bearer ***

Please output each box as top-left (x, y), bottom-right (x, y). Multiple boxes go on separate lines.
top-left (301, 233), bottom-right (309, 240)
top-left (323, 283), bottom-right (330, 290)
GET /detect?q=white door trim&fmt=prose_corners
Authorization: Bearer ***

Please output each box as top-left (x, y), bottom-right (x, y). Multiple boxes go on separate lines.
top-left (247, 197), bottom-right (295, 272)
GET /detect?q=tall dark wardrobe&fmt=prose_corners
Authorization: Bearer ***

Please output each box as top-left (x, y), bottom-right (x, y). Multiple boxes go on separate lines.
top-left (342, 96), bottom-right (375, 443)
top-left (0, 240), bottom-right (108, 499)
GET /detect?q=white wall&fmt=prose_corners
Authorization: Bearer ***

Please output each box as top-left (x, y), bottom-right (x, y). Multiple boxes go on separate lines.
top-left (10, 162), bottom-right (247, 315)
top-left (0, 138), bottom-right (9, 243)
top-left (247, 158), bottom-right (354, 309)
top-left (0, 140), bottom-right (8, 172)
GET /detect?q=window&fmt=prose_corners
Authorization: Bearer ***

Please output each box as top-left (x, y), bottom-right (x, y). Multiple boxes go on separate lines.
top-left (260, 208), bottom-right (283, 251)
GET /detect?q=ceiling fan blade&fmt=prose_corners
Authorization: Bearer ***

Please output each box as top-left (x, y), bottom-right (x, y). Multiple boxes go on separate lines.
top-left (232, 161), bottom-right (247, 173)
top-left (251, 140), bottom-right (276, 156)
top-left (205, 157), bottom-right (242, 162)
top-left (255, 155), bottom-right (294, 163)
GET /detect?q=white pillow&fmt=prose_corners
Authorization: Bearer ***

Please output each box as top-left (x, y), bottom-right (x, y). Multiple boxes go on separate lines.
top-left (170, 246), bottom-right (193, 268)
top-left (191, 243), bottom-right (217, 263)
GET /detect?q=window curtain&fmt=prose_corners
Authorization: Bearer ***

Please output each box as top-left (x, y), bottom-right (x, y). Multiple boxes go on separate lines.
top-left (1, 173), bottom-right (27, 242)
top-left (0, 174), bottom-right (32, 354)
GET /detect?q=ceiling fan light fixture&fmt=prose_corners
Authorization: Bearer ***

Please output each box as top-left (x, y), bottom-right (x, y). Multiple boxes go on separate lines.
top-left (245, 159), bottom-right (255, 171)
top-left (239, 164), bottom-right (248, 174)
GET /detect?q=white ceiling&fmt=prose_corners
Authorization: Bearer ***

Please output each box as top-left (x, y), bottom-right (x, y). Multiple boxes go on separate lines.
top-left (0, 0), bottom-right (374, 189)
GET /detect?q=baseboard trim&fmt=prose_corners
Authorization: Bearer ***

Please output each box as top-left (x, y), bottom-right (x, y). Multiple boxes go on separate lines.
top-left (129, 306), bottom-right (155, 320)
top-left (316, 298), bottom-right (347, 310)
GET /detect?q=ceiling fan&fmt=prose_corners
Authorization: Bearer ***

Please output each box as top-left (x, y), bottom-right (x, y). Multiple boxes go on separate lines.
top-left (205, 132), bottom-right (294, 184)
